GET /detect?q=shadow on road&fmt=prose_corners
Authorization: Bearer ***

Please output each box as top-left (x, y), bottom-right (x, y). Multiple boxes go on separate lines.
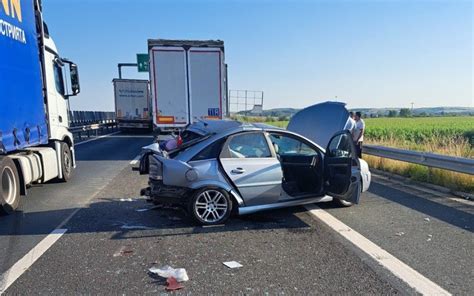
top-left (75, 132), bottom-right (154, 161)
top-left (0, 197), bottom-right (313, 239)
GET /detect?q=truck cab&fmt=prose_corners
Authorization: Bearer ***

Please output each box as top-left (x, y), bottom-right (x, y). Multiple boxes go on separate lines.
top-left (0, 0), bottom-right (80, 214)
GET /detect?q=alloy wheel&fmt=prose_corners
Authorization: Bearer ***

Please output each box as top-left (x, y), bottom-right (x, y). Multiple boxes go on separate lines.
top-left (194, 189), bottom-right (229, 223)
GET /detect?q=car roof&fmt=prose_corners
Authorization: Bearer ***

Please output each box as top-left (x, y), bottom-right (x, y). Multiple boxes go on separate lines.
top-left (175, 120), bottom-right (324, 162)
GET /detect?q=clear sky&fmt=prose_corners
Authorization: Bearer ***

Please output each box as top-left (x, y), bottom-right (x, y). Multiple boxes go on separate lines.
top-left (42, 0), bottom-right (473, 111)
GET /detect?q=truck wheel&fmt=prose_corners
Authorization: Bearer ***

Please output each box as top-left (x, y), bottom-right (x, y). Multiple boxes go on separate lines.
top-left (0, 157), bottom-right (21, 215)
top-left (60, 143), bottom-right (73, 182)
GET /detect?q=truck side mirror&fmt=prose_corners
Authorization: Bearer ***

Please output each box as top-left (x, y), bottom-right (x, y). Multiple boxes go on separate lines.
top-left (69, 63), bottom-right (80, 96)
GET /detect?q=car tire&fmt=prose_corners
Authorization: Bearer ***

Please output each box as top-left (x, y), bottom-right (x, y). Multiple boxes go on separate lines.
top-left (60, 142), bottom-right (73, 182)
top-left (0, 157), bottom-right (21, 215)
top-left (189, 187), bottom-right (232, 225)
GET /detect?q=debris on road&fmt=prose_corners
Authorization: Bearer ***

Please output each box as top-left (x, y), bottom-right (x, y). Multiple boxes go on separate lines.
top-left (120, 224), bottom-right (153, 230)
top-left (149, 265), bottom-right (189, 282)
top-left (166, 277), bottom-right (184, 291)
top-left (223, 261), bottom-right (243, 269)
top-left (119, 198), bottom-right (134, 202)
top-left (113, 246), bottom-right (134, 257)
top-left (395, 232), bottom-right (405, 236)
top-left (427, 234), bottom-right (433, 242)
top-left (136, 205), bottom-right (163, 212)
top-left (424, 217), bottom-right (430, 222)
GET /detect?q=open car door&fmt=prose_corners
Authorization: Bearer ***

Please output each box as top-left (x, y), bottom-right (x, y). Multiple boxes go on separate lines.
top-left (324, 130), bottom-right (360, 204)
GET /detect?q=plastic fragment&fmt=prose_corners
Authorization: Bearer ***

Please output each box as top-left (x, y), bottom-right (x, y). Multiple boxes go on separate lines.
top-left (113, 246), bottom-right (133, 257)
top-left (120, 225), bottom-right (153, 230)
top-left (166, 277), bottom-right (184, 291)
top-left (424, 217), bottom-right (430, 222)
top-left (395, 232), bottom-right (405, 236)
top-left (223, 261), bottom-right (243, 269)
top-left (149, 265), bottom-right (189, 282)
top-left (136, 205), bottom-right (162, 212)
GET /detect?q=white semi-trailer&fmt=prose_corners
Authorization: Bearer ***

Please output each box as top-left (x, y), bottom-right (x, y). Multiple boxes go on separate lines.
top-left (113, 79), bottom-right (152, 131)
top-left (148, 39), bottom-right (228, 131)
top-left (0, 0), bottom-right (80, 214)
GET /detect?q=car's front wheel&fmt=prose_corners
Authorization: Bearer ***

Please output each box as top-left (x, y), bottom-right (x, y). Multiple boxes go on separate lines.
top-left (189, 187), bottom-right (232, 225)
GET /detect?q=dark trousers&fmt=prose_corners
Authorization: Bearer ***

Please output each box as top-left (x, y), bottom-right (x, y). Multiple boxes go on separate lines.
top-left (355, 141), bottom-right (363, 158)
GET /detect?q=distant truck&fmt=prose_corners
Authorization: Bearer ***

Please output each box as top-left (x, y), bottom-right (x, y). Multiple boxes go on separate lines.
top-left (113, 79), bottom-right (152, 131)
top-left (148, 39), bottom-right (228, 131)
top-left (0, 0), bottom-right (80, 214)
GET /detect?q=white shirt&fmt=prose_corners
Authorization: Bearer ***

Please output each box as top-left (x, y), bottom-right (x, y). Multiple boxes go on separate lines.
top-left (344, 117), bottom-right (356, 132)
top-left (353, 119), bottom-right (365, 142)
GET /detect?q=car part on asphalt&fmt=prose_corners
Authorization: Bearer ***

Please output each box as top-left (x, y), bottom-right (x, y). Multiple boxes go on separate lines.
top-left (223, 261), bottom-right (243, 269)
top-left (149, 265), bottom-right (189, 282)
top-left (166, 277), bottom-right (184, 291)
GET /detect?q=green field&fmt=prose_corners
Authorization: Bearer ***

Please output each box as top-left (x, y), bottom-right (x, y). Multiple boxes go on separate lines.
top-left (267, 116), bottom-right (474, 154)
top-left (263, 116), bottom-right (474, 193)
top-left (364, 116), bottom-right (474, 148)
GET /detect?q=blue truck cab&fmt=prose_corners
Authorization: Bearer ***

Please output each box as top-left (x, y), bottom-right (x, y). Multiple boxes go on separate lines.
top-left (0, 0), bottom-right (80, 214)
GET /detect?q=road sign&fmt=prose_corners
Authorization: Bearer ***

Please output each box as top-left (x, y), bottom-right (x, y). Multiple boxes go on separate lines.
top-left (137, 54), bottom-right (149, 72)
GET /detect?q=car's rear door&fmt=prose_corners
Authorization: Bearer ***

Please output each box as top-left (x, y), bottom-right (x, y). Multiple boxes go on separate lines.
top-left (219, 132), bottom-right (283, 206)
top-left (324, 130), bottom-right (360, 204)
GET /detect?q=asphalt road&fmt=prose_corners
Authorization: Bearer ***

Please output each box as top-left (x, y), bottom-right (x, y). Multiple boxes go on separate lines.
top-left (1, 134), bottom-right (473, 294)
top-left (0, 133), bottom-right (153, 277)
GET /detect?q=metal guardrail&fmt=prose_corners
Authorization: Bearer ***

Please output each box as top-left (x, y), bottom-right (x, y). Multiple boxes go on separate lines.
top-left (69, 111), bottom-right (117, 140)
top-left (364, 144), bottom-right (474, 175)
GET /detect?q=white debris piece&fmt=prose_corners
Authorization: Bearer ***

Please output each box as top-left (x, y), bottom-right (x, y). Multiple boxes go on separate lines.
top-left (120, 198), bottom-right (134, 202)
top-left (223, 261), bottom-right (243, 269)
top-left (424, 217), bottom-right (430, 222)
top-left (395, 232), bottom-right (405, 236)
top-left (120, 225), bottom-right (153, 230)
top-left (149, 265), bottom-right (189, 282)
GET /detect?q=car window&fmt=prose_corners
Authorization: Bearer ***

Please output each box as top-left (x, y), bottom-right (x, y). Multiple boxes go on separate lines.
top-left (180, 130), bottom-right (203, 144)
top-left (269, 133), bottom-right (317, 156)
top-left (191, 138), bottom-right (226, 161)
top-left (53, 62), bottom-right (65, 95)
top-left (327, 132), bottom-right (353, 158)
top-left (222, 132), bottom-right (272, 159)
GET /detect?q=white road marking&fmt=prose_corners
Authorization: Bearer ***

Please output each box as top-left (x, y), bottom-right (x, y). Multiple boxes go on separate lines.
top-left (305, 204), bottom-right (451, 295)
top-left (75, 131), bottom-right (121, 146)
top-left (0, 229), bottom-right (67, 293)
top-left (130, 155), bottom-right (141, 165)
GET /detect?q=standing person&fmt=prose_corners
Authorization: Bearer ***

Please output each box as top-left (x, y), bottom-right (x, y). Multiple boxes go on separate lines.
top-left (353, 112), bottom-right (365, 158)
top-left (344, 111), bottom-right (356, 134)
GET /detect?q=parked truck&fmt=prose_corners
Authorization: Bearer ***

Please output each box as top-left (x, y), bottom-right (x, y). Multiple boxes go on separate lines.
top-left (0, 0), bottom-right (80, 214)
top-left (112, 79), bottom-right (152, 131)
top-left (148, 39), bottom-right (228, 131)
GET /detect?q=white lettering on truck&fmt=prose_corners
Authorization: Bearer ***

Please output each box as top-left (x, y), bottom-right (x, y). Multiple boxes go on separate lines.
top-left (0, 18), bottom-right (25, 43)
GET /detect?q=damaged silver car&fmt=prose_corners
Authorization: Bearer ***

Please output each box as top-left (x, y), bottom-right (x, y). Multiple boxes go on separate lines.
top-left (139, 102), bottom-right (371, 225)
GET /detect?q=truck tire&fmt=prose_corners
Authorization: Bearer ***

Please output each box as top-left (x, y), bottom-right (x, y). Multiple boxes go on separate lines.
top-left (60, 142), bottom-right (73, 182)
top-left (0, 157), bottom-right (21, 215)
